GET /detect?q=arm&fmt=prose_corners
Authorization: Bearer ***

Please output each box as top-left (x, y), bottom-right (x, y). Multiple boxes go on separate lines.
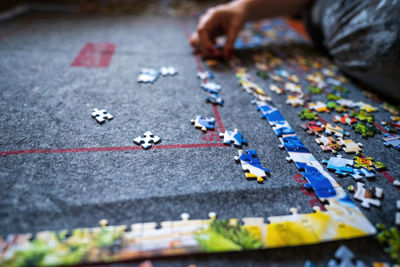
top-left (190, 0), bottom-right (311, 58)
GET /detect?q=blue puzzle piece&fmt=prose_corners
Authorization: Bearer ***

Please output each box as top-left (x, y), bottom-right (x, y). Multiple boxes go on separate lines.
top-left (191, 116), bottom-right (215, 132)
top-left (238, 150), bottom-right (270, 174)
top-left (297, 162), bottom-right (336, 198)
top-left (281, 135), bottom-right (310, 153)
top-left (206, 93), bottom-right (224, 105)
top-left (383, 135), bottom-right (400, 151)
top-left (201, 81), bottom-right (221, 94)
top-left (220, 129), bottom-right (247, 147)
top-left (322, 155), bottom-right (354, 176)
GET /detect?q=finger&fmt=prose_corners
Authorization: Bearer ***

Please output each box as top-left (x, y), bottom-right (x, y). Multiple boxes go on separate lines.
top-left (224, 21), bottom-right (241, 59)
top-left (198, 28), bottom-right (219, 57)
top-left (189, 32), bottom-right (200, 53)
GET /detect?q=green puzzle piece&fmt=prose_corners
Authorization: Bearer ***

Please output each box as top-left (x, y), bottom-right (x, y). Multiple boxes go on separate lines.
top-left (352, 121), bottom-right (380, 138)
top-left (351, 110), bottom-right (374, 123)
top-left (298, 108), bottom-right (318, 120)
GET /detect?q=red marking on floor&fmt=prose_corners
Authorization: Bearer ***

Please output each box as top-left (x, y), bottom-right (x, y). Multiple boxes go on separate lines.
top-left (284, 18), bottom-right (311, 42)
top-left (379, 170), bottom-right (400, 191)
top-left (0, 18), bottom-right (38, 42)
top-left (212, 104), bottom-right (225, 133)
top-left (0, 143), bottom-right (227, 157)
top-left (71, 42), bottom-right (115, 68)
top-left (373, 122), bottom-right (391, 135)
top-left (317, 116), bottom-right (327, 125)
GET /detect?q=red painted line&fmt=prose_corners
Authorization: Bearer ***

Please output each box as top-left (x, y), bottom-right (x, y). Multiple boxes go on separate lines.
top-left (379, 170), bottom-right (400, 191)
top-left (0, 143), bottom-right (227, 157)
top-left (71, 42), bottom-right (116, 68)
top-left (0, 18), bottom-right (38, 42)
top-left (317, 116), bottom-right (327, 125)
top-left (373, 122), bottom-right (391, 135)
top-left (212, 104), bottom-right (225, 133)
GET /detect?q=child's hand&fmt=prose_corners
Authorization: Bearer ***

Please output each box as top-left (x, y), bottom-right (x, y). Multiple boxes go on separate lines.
top-left (190, 1), bottom-right (247, 59)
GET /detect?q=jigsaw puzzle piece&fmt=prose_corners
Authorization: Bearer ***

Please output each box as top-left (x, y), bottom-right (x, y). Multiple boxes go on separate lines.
top-left (271, 121), bottom-right (295, 137)
top-left (350, 168), bottom-right (375, 180)
top-left (352, 182), bottom-right (382, 209)
top-left (308, 101), bottom-right (330, 113)
top-left (206, 93), bottom-right (224, 105)
top-left (219, 129), bottom-right (247, 147)
top-left (322, 155), bottom-right (354, 176)
top-left (298, 109), bottom-right (318, 120)
top-left (383, 135), bottom-right (400, 151)
top-left (160, 66), bottom-right (177, 76)
top-left (91, 108), bottom-right (113, 123)
top-left (138, 68), bottom-right (160, 83)
top-left (286, 94), bottom-right (304, 107)
top-left (301, 121), bottom-right (324, 135)
top-left (201, 81), bottom-right (221, 94)
top-left (133, 131), bottom-right (161, 149)
top-left (191, 116), bottom-right (215, 132)
top-left (197, 71), bottom-right (214, 80)
top-left (338, 138), bottom-right (363, 154)
top-left (234, 150), bottom-right (270, 182)
top-left (323, 123), bottom-right (349, 138)
top-left (353, 122), bottom-right (380, 138)
top-left (333, 114), bottom-right (357, 126)
top-left (297, 162), bottom-right (338, 198)
top-left (315, 135), bottom-right (342, 154)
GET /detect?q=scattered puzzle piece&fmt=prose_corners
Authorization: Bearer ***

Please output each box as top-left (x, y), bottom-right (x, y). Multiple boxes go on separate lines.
top-left (353, 156), bottom-right (386, 171)
top-left (357, 101), bottom-right (377, 113)
top-left (333, 114), bottom-right (357, 126)
top-left (138, 68), bottom-right (160, 83)
top-left (160, 66), bottom-right (177, 76)
top-left (298, 109), bottom-right (318, 120)
top-left (338, 138), bottom-right (363, 154)
top-left (337, 99), bottom-right (358, 108)
top-left (206, 93), bottom-right (224, 105)
top-left (191, 116), bottom-right (215, 132)
top-left (308, 101), bottom-right (330, 113)
top-left (270, 84), bottom-right (284, 94)
top-left (392, 116), bottom-right (400, 122)
top-left (327, 245), bottom-right (366, 267)
top-left (353, 182), bottom-right (382, 208)
top-left (376, 223), bottom-right (400, 263)
top-left (197, 71), bottom-right (214, 80)
top-left (201, 81), bottom-right (221, 94)
top-left (383, 102), bottom-right (400, 115)
top-left (300, 121), bottom-right (323, 135)
top-left (383, 135), bottom-right (400, 151)
top-left (91, 108), bottom-right (113, 124)
top-left (284, 82), bottom-right (302, 94)
top-left (219, 129), bottom-right (247, 147)
top-left (133, 131), bottom-right (161, 149)
top-left (326, 93), bottom-right (342, 101)
top-left (323, 123), bottom-right (349, 138)
top-left (256, 70), bottom-right (269, 79)
top-left (286, 94), bottom-right (304, 107)
top-left (308, 86), bottom-right (321, 95)
top-left (234, 150), bottom-right (270, 182)
top-left (382, 121), bottom-right (400, 133)
top-left (351, 168), bottom-right (375, 180)
top-left (351, 110), bottom-right (374, 123)
top-left (322, 155), bottom-right (353, 176)
top-left (353, 122), bottom-right (380, 138)
top-left (315, 135), bottom-right (342, 154)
